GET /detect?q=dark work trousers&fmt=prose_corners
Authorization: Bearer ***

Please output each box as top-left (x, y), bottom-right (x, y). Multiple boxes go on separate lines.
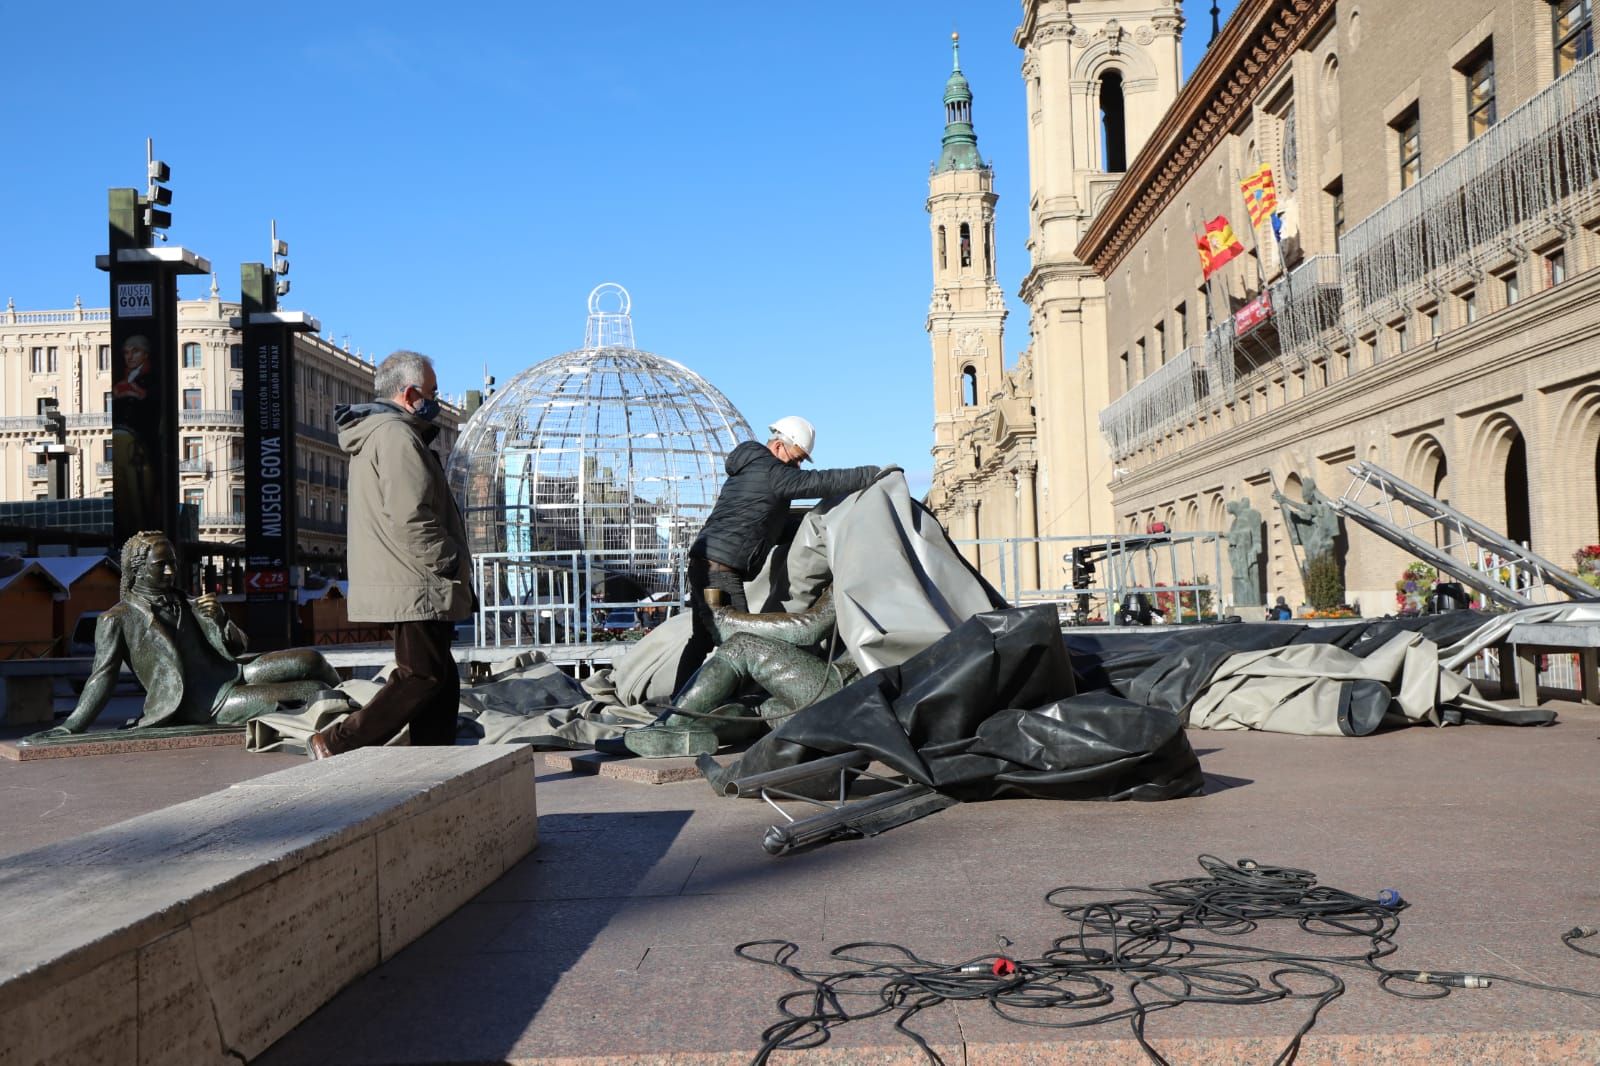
top-left (672, 556), bottom-right (749, 696)
top-left (328, 619), bottom-right (460, 751)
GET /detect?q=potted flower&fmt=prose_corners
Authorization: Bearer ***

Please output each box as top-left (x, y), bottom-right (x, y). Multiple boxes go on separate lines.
top-left (1395, 561), bottom-right (1437, 616)
top-left (1575, 545), bottom-right (1600, 592)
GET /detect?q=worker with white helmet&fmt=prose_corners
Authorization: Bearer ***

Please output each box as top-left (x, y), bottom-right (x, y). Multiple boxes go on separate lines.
top-left (673, 416), bottom-right (894, 692)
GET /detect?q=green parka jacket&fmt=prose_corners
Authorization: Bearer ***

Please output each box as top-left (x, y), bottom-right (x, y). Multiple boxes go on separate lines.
top-left (337, 402), bottom-right (473, 624)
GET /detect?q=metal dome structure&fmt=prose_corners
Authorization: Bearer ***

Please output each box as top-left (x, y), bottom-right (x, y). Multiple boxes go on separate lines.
top-left (447, 284), bottom-right (753, 606)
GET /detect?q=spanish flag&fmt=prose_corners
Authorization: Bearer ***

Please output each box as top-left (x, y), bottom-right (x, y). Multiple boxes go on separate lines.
top-left (1199, 215), bottom-right (1245, 278)
top-left (1240, 164), bottom-right (1279, 229)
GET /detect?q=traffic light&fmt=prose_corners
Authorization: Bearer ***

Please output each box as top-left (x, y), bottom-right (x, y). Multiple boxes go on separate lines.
top-left (271, 221), bottom-right (291, 297)
top-left (1071, 546), bottom-right (1095, 589)
top-left (145, 139), bottom-right (173, 236)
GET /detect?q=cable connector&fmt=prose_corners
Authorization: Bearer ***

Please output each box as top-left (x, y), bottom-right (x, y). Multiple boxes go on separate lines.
top-left (1408, 971), bottom-right (1490, 988)
top-left (1377, 888), bottom-right (1404, 909)
top-left (959, 958), bottom-right (1017, 977)
top-left (1566, 926), bottom-right (1598, 940)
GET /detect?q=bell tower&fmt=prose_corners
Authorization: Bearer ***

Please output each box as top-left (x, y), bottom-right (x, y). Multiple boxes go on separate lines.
top-left (927, 32), bottom-right (1007, 480)
top-left (1015, 0), bottom-right (1183, 539)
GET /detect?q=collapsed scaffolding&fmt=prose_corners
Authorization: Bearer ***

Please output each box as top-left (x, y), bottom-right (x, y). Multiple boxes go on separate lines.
top-left (1101, 52), bottom-right (1600, 460)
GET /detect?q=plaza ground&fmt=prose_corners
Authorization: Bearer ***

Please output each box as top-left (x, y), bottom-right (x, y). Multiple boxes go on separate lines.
top-left (3, 695), bottom-right (1598, 1064)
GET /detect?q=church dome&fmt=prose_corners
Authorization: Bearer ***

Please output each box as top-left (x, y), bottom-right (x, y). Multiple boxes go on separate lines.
top-left (447, 284), bottom-right (753, 599)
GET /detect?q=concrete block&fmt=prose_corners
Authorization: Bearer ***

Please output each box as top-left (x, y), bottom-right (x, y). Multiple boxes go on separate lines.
top-left (189, 841), bottom-right (381, 1060)
top-left (0, 953), bottom-right (135, 1066)
top-left (135, 928), bottom-right (231, 1066)
top-left (0, 745), bottom-right (537, 1066)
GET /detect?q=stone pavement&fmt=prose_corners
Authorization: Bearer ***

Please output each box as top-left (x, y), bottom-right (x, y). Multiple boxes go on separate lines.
top-left (5, 700), bottom-right (1600, 1064)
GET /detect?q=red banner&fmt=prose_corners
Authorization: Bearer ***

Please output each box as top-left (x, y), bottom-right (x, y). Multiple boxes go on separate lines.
top-left (1234, 292), bottom-right (1272, 335)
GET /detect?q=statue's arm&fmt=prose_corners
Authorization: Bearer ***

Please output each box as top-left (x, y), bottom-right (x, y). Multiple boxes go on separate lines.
top-left (56, 616), bottom-right (126, 733)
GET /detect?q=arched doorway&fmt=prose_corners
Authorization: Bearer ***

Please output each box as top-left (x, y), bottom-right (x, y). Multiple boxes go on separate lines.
top-left (1504, 432), bottom-right (1531, 548)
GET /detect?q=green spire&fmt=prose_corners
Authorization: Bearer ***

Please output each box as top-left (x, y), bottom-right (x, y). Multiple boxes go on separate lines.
top-left (937, 32), bottom-right (984, 173)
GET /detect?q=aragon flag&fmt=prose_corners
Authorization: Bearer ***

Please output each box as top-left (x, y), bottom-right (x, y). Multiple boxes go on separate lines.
top-left (1195, 232), bottom-right (1214, 277)
top-left (1240, 163), bottom-right (1279, 229)
top-left (1200, 216), bottom-right (1245, 278)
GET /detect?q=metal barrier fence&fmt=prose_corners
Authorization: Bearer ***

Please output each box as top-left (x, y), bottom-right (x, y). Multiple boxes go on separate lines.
top-left (470, 549), bottom-right (689, 648)
top-left (952, 531), bottom-right (1226, 624)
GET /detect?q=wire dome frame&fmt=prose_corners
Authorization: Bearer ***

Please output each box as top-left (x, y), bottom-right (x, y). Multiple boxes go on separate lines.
top-left (447, 285), bottom-right (753, 600)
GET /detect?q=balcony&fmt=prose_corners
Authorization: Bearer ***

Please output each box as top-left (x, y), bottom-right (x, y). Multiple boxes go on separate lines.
top-left (0, 417), bottom-right (47, 433)
top-left (96, 462), bottom-right (113, 477)
top-left (1341, 52), bottom-right (1600, 318)
top-left (179, 409), bottom-right (244, 426)
top-left (180, 458), bottom-right (212, 475)
top-left (296, 421), bottom-right (338, 445)
top-left (68, 413), bottom-right (111, 429)
top-left (228, 458), bottom-right (245, 473)
top-left (201, 513), bottom-right (245, 528)
top-left (25, 464), bottom-right (46, 480)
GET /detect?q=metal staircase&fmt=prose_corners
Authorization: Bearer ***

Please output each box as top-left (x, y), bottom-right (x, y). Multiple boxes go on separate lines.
top-left (1334, 461), bottom-right (1599, 608)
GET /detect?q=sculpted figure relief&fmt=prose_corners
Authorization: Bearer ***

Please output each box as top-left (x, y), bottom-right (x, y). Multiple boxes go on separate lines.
top-left (1275, 477), bottom-right (1341, 564)
top-left (34, 531), bottom-right (340, 740)
top-left (1225, 497), bottom-right (1264, 606)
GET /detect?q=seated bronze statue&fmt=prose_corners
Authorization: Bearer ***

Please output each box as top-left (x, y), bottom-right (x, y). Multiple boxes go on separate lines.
top-left (624, 589), bottom-right (858, 758)
top-left (33, 531), bottom-right (341, 739)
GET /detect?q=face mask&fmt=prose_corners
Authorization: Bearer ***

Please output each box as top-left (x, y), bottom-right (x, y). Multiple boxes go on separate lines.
top-left (411, 395), bottom-right (441, 422)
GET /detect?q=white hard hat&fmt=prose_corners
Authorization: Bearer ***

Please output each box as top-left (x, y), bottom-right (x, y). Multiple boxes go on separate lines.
top-left (768, 415), bottom-right (816, 461)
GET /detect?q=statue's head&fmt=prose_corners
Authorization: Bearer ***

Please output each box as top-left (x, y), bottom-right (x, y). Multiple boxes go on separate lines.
top-left (1302, 477), bottom-right (1318, 498)
top-left (120, 531), bottom-right (177, 598)
top-left (1225, 500), bottom-right (1241, 517)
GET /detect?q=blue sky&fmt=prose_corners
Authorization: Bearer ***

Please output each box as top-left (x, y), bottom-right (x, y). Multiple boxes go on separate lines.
top-left (2, 1), bottom-right (1235, 495)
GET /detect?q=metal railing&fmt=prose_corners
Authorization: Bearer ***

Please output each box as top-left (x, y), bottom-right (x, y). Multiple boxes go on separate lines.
top-left (953, 531), bottom-right (1227, 625)
top-left (200, 512), bottom-right (245, 527)
top-left (95, 462), bottom-right (113, 476)
top-left (179, 458), bottom-right (212, 475)
top-left (179, 410), bottom-right (244, 426)
top-left (24, 464), bottom-right (47, 479)
top-left (4, 308), bottom-right (110, 324)
top-left (471, 549), bottom-right (688, 649)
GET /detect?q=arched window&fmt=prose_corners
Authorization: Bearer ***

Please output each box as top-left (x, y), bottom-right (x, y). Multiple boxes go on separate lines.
top-left (961, 365), bottom-right (978, 407)
top-left (959, 223), bottom-right (972, 268)
top-left (938, 225), bottom-right (947, 270)
top-left (1099, 70), bottom-right (1127, 172)
top-left (182, 342), bottom-right (202, 369)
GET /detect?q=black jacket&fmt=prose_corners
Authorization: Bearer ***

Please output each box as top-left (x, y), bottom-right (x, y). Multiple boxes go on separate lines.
top-left (693, 441), bottom-right (878, 578)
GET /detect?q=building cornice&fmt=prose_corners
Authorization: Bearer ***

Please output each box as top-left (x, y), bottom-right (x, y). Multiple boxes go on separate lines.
top-left (1072, 0), bottom-right (1334, 278)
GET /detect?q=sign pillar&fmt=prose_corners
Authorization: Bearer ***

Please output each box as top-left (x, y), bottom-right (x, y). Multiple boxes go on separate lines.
top-left (95, 148), bottom-right (208, 552)
top-left (240, 256), bottom-right (317, 649)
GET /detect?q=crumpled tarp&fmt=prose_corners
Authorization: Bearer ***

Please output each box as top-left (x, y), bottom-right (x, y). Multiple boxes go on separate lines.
top-left (707, 605), bottom-right (1206, 802)
top-left (1062, 611), bottom-right (1554, 736)
top-left (246, 651), bottom-right (668, 751)
top-left (604, 471), bottom-right (1002, 706)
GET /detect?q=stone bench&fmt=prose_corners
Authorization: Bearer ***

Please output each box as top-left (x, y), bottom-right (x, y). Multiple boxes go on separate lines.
top-left (1497, 621), bottom-right (1600, 707)
top-left (0, 657), bottom-right (97, 726)
top-left (0, 745), bottom-right (537, 1065)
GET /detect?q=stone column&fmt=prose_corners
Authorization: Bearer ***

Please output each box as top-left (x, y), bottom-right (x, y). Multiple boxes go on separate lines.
top-left (1015, 463), bottom-right (1040, 593)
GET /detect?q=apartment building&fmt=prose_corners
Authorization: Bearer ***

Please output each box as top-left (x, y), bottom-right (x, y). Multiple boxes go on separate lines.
top-left (0, 285), bottom-right (461, 573)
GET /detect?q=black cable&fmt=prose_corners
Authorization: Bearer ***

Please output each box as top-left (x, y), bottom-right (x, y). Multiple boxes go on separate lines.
top-left (736, 855), bottom-right (1600, 1065)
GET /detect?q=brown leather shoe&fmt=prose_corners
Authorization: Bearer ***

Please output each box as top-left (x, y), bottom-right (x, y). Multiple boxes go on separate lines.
top-left (306, 729), bottom-right (335, 761)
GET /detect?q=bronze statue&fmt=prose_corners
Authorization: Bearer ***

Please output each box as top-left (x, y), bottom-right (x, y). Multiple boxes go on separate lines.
top-left (1225, 497), bottom-right (1264, 606)
top-left (624, 590), bottom-right (858, 758)
top-left (32, 531), bottom-right (341, 740)
top-left (1275, 477), bottom-right (1341, 564)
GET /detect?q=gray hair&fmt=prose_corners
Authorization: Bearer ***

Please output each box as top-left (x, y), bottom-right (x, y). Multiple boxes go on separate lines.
top-left (373, 350), bottom-right (433, 400)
